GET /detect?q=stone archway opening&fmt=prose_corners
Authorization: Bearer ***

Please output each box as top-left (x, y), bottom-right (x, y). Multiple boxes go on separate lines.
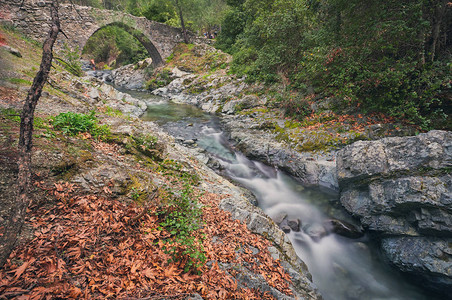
top-left (82, 22), bottom-right (163, 68)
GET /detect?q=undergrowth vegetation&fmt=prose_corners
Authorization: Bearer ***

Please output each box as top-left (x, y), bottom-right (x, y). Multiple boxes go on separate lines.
top-left (158, 184), bottom-right (206, 273)
top-left (217, 0), bottom-right (452, 130)
top-left (51, 111), bottom-right (110, 140)
top-left (55, 43), bottom-right (83, 77)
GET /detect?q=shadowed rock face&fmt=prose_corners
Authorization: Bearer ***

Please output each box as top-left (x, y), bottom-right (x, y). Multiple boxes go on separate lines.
top-left (336, 130), bottom-right (452, 296)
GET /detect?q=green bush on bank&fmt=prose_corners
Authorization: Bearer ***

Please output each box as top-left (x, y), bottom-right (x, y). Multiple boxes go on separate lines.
top-left (158, 183), bottom-right (206, 273)
top-left (52, 111), bottom-right (110, 140)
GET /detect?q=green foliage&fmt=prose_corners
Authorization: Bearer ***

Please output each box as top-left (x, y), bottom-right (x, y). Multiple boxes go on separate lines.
top-left (56, 43), bottom-right (83, 77)
top-left (142, 0), bottom-right (177, 23)
top-left (82, 25), bottom-right (148, 68)
top-left (0, 108), bottom-right (21, 122)
top-left (221, 0), bottom-right (452, 129)
top-left (145, 69), bottom-right (172, 90)
top-left (104, 106), bottom-right (123, 117)
top-left (130, 187), bottom-right (141, 200)
top-left (157, 159), bottom-right (200, 185)
top-left (275, 92), bottom-right (313, 121)
top-left (158, 184), bottom-right (205, 273)
top-left (5, 78), bottom-right (33, 85)
top-left (52, 111), bottom-right (110, 140)
top-left (0, 108), bottom-right (50, 129)
top-left (215, 8), bottom-right (246, 52)
top-left (133, 134), bottom-right (158, 151)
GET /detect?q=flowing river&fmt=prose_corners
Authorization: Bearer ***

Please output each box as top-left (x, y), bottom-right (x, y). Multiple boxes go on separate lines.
top-left (118, 87), bottom-right (433, 300)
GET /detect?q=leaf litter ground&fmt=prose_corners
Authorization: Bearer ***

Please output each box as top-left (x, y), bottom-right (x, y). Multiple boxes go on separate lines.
top-left (0, 181), bottom-right (294, 299)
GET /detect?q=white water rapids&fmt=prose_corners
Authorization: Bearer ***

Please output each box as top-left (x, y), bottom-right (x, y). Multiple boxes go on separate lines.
top-left (195, 124), bottom-right (429, 300)
top-left (133, 91), bottom-right (433, 299)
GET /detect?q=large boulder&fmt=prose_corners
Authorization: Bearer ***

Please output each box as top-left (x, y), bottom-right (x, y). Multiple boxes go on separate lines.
top-left (336, 130), bottom-right (452, 295)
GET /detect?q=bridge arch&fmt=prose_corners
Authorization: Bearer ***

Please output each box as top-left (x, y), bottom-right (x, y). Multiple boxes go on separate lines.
top-left (84, 22), bottom-right (163, 66)
top-left (0, 1), bottom-right (194, 67)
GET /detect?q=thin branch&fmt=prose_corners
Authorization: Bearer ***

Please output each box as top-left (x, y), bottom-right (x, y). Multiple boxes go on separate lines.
top-left (68, 0), bottom-right (83, 19)
top-left (59, 28), bottom-right (69, 39)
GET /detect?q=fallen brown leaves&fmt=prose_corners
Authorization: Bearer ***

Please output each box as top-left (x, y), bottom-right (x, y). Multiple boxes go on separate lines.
top-left (0, 86), bottom-right (22, 106)
top-left (200, 193), bottom-right (293, 297)
top-left (0, 185), bottom-right (294, 299)
top-left (0, 32), bottom-right (6, 46)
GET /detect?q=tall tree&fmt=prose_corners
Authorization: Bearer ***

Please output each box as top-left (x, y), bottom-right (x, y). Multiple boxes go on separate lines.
top-left (0, 0), bottom-right (62, 268)
top-left (172, 0), bottom-right (189, 43)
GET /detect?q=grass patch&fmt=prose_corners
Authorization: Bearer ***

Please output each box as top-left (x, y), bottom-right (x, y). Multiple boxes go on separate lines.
top-left (0, 24), bottom-right (42, 47)
top-left (5, 78), bottom-right (32, 85)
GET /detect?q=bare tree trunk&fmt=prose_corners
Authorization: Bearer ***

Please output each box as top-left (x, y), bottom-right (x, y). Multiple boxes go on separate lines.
top-left (0, 0), bottom-right (61, 268)
top-left (175, 0), bottom-right (189, 44)
top-left (430, 0), bottom-right (448, 62)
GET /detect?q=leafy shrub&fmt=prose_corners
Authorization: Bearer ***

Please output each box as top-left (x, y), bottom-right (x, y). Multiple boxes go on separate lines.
top-left (52, 111), bottom-right (110, 140)
top-left (157, 159), bottom-right (199, 185)
top-left (145, 69), bottom-right (172, 90)
top-left (158, 184), bottom-right (205, 273)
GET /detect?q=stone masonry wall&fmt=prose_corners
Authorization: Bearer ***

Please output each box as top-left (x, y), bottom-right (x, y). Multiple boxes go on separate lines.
top-left (0, 0), bottom-right (187, 65)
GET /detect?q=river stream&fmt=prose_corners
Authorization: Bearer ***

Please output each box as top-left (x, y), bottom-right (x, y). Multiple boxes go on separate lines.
top-left (119, 88), bottom-right (432, 300)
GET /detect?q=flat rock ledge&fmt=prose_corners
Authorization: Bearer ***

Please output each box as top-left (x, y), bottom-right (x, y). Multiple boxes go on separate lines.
top-left (221, 115), bottom-right (338, 191)
top-left (336, 130), bottom-right (452, 296)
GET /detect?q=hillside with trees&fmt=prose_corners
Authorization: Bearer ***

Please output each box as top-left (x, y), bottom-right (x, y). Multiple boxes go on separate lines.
top-left (216, 0), bottom-right (451, 130)
top-left (1, 0), bottom-right (451, 299)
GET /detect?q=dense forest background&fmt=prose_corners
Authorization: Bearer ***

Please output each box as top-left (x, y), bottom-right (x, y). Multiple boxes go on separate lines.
top-left (71, 0), bottom-right (451, 130)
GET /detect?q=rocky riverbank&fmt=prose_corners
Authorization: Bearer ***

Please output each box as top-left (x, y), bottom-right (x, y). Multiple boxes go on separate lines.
top-left (140, 43), bottom-right (451, 296)
top-left (0, 27), bottom-right (320, 299)
top-left (153, 67), bottom-right (339, 191)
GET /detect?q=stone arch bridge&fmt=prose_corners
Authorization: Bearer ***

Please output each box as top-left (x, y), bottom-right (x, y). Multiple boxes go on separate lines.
top-left (0, 0), bottom-right (192, 66)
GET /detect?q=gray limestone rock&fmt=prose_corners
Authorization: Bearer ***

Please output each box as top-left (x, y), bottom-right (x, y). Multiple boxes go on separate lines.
top-left (382, 236), bottom-right (452, 295)
top-left (287, 218), bottom-right (301, 232)
top-left (336, 130), bottom-right (452, 293)
top-left (323, 219), bottom-right (364, 239)
top-left (1, 45), bottom-right (22, 57)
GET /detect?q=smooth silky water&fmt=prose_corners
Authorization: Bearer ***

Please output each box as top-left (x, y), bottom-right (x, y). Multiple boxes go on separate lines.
top-left (127, 90), bottom-right (432, 299)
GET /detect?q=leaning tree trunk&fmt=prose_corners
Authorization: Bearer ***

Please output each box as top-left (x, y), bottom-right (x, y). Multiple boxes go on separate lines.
top-left (0, 0), bottom-right (61, 268)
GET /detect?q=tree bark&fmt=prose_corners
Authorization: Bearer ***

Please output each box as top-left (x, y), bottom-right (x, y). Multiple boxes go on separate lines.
top-left (430, 0), bottom-right (448, 62)
top-left (0, 0), bottom-right (61, 268)
top-left (175, 0), bottom-right (189, 44)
